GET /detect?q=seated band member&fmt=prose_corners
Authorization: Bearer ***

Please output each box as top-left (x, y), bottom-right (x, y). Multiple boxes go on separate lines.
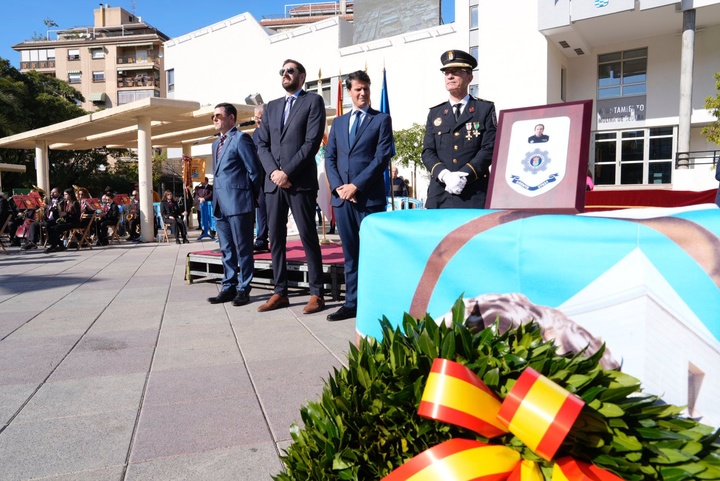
top-left (161, 190), bottom-right (189, 244)
top-left (45, 188), bottom-right (81, 253)
top-left (96, 192), bottom-right (120, 246)
top-left (127, 190), bottom-right (141, 241)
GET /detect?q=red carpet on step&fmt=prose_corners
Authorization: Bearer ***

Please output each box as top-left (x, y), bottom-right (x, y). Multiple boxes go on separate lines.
top-left (190, 239), bottom-right (345, 265)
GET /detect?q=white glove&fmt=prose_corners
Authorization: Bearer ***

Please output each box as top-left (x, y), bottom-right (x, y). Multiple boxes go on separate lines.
top-left (437, 169), bottom-right (451, 183)
top-left (444, 171), bottom-right (468, 195)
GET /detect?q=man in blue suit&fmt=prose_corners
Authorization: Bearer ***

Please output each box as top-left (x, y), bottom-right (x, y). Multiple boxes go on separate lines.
top-left (325, 70), bottom-right (394, 321)
top-left (256, 59), bottom-right (327, 314)
top-left (207, 102), bottom-right (262, 306)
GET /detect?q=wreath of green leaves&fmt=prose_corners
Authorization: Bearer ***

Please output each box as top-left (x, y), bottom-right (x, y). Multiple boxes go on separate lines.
top-left (274, 300), bottom-right (720, 480)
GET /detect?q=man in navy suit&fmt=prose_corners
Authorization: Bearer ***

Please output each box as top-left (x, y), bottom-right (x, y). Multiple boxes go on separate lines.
top-left (256, 59), bottom-right (327, 314)
top-left (325, 70), bottom-right (394, 321)
top-left (207, 102), bottom-right (262, 306)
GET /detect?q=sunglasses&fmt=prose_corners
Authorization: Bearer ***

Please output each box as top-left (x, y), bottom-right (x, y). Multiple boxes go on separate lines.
top-left (211, 113), bottom-right (225, 121)
top-left (279, 67), bottom-right (296, 76)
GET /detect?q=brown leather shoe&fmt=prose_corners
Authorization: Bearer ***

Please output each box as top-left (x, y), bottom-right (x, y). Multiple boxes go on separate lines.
top-left (302, 295), bottom-right (325, 314)
top-left (257, 294), bottom-right (290, 312)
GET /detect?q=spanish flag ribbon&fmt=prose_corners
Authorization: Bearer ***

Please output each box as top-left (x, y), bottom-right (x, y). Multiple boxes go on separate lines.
top-left (498, 367), bottom-right (585, 461)
top-left (418, 358), bottom-right (508, 438)
top-left (382, 439), bottom-right (520, 481)
top-left (382, 359), bottom-right (624, 481)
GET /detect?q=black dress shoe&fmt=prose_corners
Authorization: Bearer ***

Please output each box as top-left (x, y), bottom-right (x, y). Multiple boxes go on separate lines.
top-left (232, 290), bottom-right (250, 306)
top-left (326, 306), bottom-right (356, 321)
top-left (207, 289), bottom-right (237, 304)
top-left (253, 240), bottom-right (269, 252)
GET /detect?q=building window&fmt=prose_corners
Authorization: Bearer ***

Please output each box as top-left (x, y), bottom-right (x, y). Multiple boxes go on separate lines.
top-left (306, 78), bottom-right (332, 107)
top-left (598, 48), bottom-right (647, 100)
top-left (68, 49), bottom-right (80, 61)
top-left (92, 71), bottom-right (105, 82)
top-left (469, 46), bottom-right (479, 66)
top-left (166, 69), bottom-right (174, 93)
top-left (470, 4), bottom-right (478, 29)
top-left (90, 48), bottom-right (105, 59)
top-left (68, 72), bottom-right (82, 84)
top-left (593, 126), bottom-right (675, 186)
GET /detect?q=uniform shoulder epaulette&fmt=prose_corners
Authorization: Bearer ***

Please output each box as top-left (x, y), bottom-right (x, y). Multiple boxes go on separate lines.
top-left (474, 97), bottom-right (495, 105)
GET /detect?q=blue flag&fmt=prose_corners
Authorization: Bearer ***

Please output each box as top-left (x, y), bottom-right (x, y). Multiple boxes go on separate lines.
top-left (379, 68), bottom-right (394, 195)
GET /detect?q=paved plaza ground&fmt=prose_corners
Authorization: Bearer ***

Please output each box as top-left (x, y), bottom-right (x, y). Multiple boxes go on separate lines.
top-left (0, 236), bottom-right (356, 480)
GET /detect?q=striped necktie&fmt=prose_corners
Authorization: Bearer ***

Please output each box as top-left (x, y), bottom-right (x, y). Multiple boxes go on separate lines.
top-left (216, 134), bottom-right (227, 159)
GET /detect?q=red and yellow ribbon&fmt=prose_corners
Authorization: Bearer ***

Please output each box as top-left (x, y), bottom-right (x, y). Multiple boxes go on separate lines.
top-left (382, 359), bottom-right (623, 481)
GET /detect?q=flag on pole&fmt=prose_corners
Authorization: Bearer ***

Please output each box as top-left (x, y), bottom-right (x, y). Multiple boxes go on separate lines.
top-left (379, 68), bottom-right (394, 196)
top-left (315, 75), bottom-right (343, 226)
top-left (336, 75), bottom-right (344, 116)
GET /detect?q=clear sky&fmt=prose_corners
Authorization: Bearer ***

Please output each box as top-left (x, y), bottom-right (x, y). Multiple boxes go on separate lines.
top-left (0, 0), bottom-right (454, 68)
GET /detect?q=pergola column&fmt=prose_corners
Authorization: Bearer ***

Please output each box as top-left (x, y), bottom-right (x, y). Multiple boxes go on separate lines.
top-left (677, 8), bottom-right (695, 169)
top-left (137, 116), bottom-right (154, 242)
top-left (34, 140), bottom-right (49, 193)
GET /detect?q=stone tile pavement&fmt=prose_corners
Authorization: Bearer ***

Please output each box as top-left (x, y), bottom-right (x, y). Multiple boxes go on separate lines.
top-left (0, 238), bottom-right (356, 480)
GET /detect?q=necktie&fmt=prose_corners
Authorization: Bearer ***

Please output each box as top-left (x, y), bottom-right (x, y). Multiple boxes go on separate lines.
top-left (349, 110), bottom-right (362, 145)
top-left (453, 103), bottom-right (462, 121)
top-left (216, 134), bottom-right (226, 159)
top-left (281, 96), bottom-right (295, 129)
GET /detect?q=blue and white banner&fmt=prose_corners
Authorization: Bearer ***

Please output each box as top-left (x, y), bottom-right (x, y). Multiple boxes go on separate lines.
top-left (357, 206), bottom-right (720, 426)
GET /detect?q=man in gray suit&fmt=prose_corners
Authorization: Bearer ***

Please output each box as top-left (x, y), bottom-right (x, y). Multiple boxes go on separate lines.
top-left (256, 59), bottom-right (327, 314)
top-left (207, 102), bottom-right (262, 306)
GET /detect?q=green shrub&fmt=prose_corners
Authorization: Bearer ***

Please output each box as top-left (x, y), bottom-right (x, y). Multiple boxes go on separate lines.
top-left (274, 301), bottom-right (720, 480)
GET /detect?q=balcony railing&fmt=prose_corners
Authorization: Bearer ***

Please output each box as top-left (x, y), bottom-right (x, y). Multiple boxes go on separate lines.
top-left (116, 55), bottom-right (161, 65)
top-left (20, 60), bottom-right (56, 70)
top-left (675, 150), bottom-right (720, 169)
top-left (117, 77), bottom-right (161, 88)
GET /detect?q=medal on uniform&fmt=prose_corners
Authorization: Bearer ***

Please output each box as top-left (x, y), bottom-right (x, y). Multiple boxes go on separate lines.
top-left (473, 122), bottom-right (481, 137)
top-left (465, 123), bottom-right (473, 140)
top-left (434, 117), bottom-right (442, 126)
top-left (469, 106), bottom-right (475, 113)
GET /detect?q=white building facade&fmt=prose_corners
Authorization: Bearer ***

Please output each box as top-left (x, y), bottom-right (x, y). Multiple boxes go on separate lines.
top-left (164, 0), bottom-right (720, 198)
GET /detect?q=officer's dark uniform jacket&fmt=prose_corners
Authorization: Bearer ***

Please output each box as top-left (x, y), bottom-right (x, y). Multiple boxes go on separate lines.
top-left (421, 95), bottom-right (497, 208)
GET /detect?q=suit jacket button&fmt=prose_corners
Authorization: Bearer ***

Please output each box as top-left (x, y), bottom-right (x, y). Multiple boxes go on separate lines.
top-left (453, 159), bottom-right (458, 163)
top-left (454, 132), bottom-right (460, 137)
top-left (453, 145), bottom-right (458, 150)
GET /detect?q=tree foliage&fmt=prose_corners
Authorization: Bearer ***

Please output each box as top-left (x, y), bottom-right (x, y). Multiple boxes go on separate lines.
top-left (702, 72), bottom-right (720, 146)
top-left (0, 57), bottom-right (129, 195)
top-left (393, 123), bottom-right (425, 169)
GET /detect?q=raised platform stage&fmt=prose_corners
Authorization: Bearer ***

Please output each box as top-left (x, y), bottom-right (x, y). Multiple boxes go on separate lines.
top-left (185, 240), bottom-right (346, 300)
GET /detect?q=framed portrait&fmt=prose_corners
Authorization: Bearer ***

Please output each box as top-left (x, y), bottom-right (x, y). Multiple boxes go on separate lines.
top-left (486, 99), bottom-right (593, 213)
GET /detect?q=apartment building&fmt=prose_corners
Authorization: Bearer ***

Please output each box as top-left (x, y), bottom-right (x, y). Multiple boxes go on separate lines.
top-left (12, 4), bottom-right (168, 111)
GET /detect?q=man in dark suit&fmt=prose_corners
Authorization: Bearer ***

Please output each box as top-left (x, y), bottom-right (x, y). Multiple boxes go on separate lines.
top-left (251, 104), bottom-right (269, 252)
top-left (256, 59), bottom-right (327, 314)
top-left (325, 70), bottom-right (394, 321)
top-left (422, 49), bottom-right (497, 208)
top-left (207, 102), bottom-right (262, 307)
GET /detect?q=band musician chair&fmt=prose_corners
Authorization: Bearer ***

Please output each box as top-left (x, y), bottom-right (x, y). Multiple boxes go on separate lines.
top-left (66, 215), bottom-right (96, 250)
top-left (0, 216), bottom-right (10, 254)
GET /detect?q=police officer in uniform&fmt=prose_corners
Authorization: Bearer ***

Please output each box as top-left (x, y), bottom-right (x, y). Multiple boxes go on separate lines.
top-left (422, 49), bottom-right (497, 209)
